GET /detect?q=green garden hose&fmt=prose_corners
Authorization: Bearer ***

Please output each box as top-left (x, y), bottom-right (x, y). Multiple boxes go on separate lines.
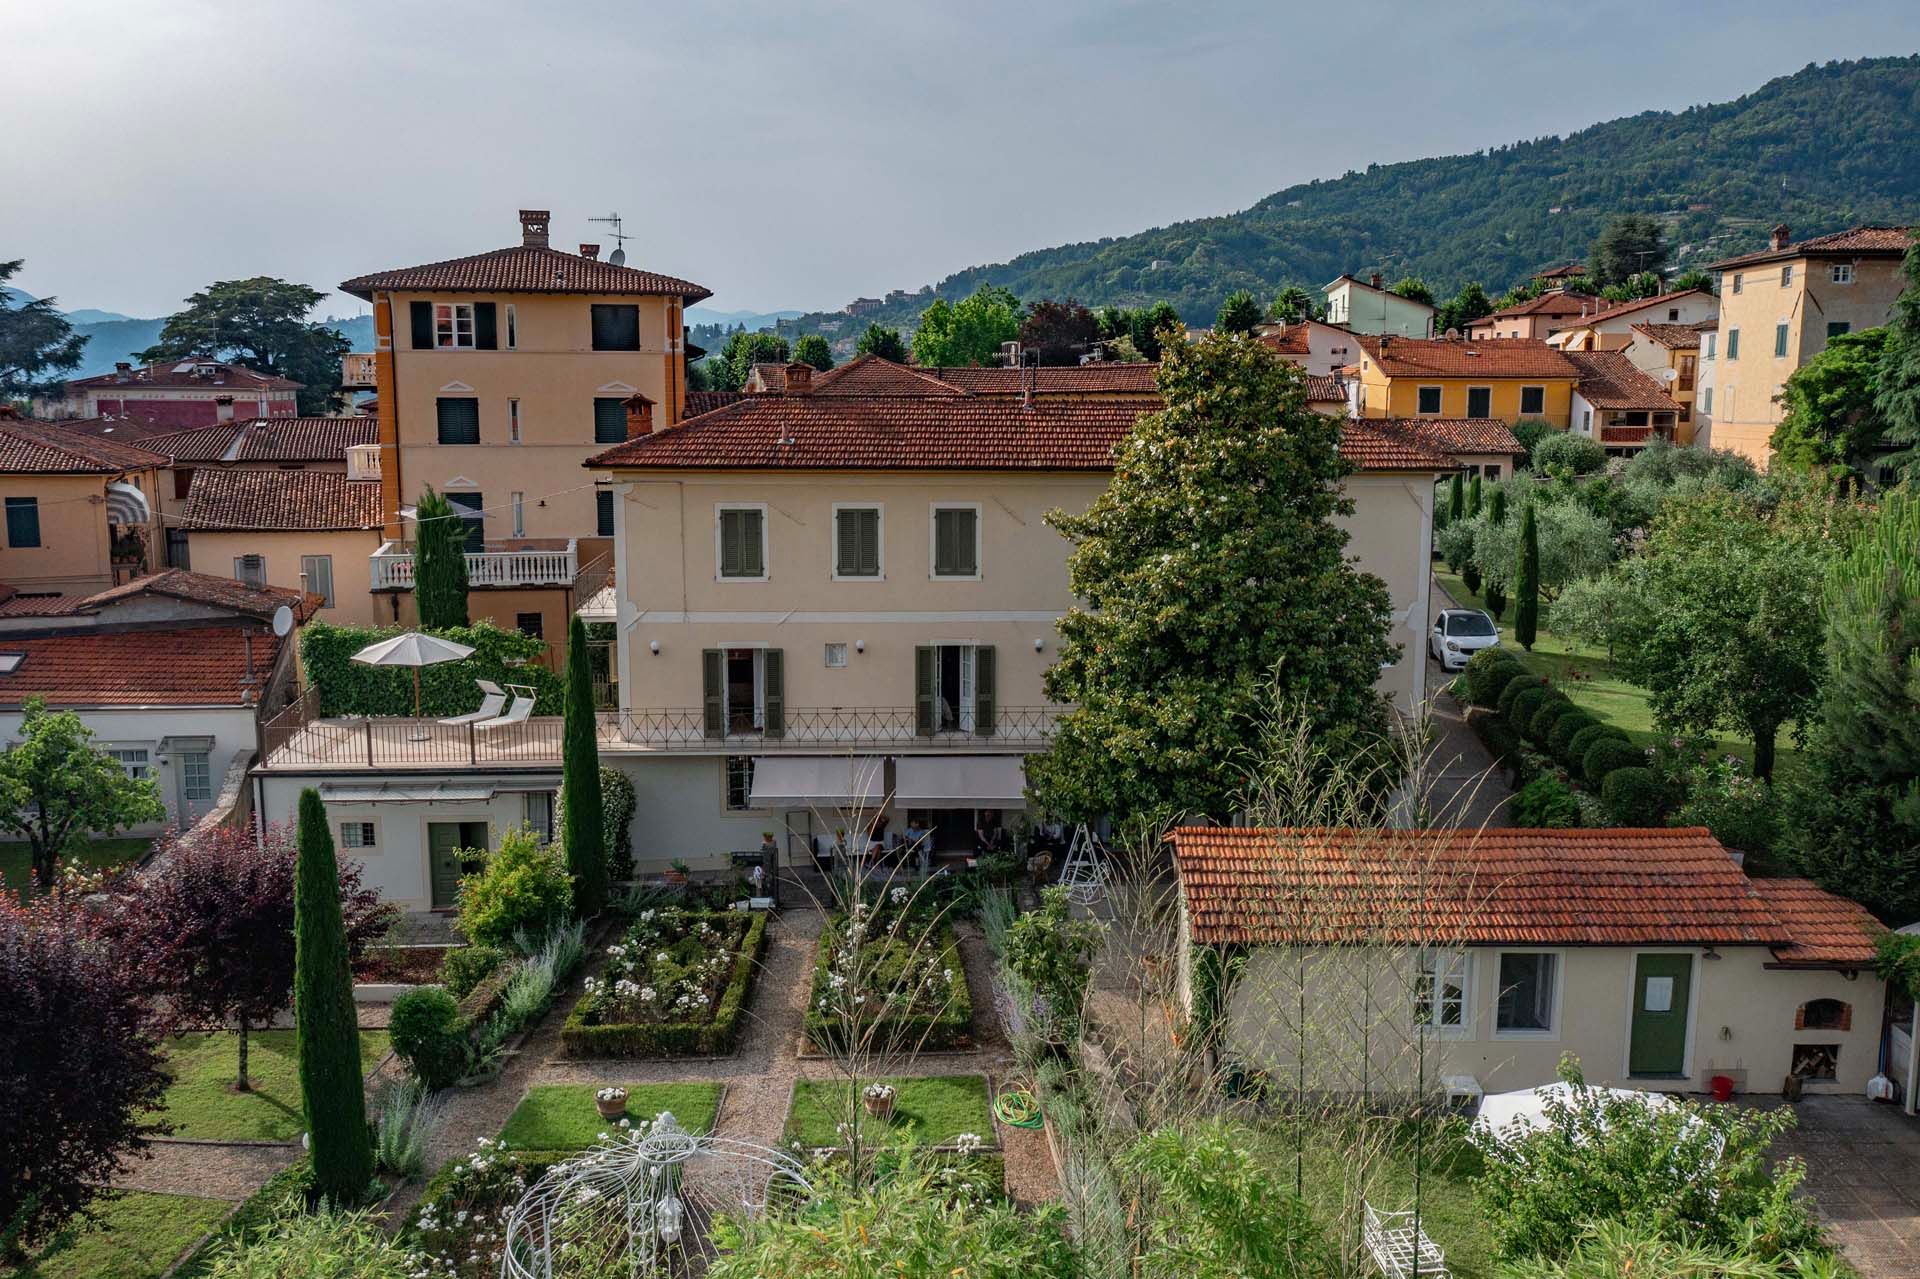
top-left (993, 1087), bottom-right (1043, 1129)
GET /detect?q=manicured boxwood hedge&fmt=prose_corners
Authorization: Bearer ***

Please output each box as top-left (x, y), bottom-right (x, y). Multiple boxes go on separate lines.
top-left (1497, 672), bottom-right (1540, 718)
top-left (1507, 686), bottom-right (1553, 735)
top-left (300, 620), bottom-right (562, 718)
top-left (1582, 737), bottom-right (1647, 787)
top-left (1526, 693), bottom-right (1574, 744)
top-left (1568, 722), bottom-right (1628, 771)
top-left (804, 921), bottom-right (974, 1054)
top-left (1602, 766), bottom-right (1672, 826)
top-left (560, 912), bottom-right (767, 1058)
top-left (1547, 709), bottom-right (1599, 763)
top-left (1464, 648), bottom-right (1524, 707)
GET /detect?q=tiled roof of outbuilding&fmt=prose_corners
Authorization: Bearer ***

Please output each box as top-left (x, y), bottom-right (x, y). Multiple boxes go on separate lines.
top-left (1477, 291), bottom-right (1604, 321)
top-left (1632, 323), bottom-right (1703, 350)
top-left (180, 469), bottom-right (383, 532)
top-left (1750, 878), bottom-right (1884, 967)
top-left (1546, 289), bottom-right (1714, 332)
top-left (931, 364), bottom-right (1162, 395)
top-left (79, 570), bottom-right (322, 622)
top-left (341, 245), bottom-right (710, 301)
top-left (66, 360), bottom-right (300, 391)
top-left (0, 417), bottom-right (171, 474)
top-left (1304, 375), bottom-right (1347, 403)
top-left (0, 626), bottom-right (288, 707)
top-left (1170, 826), bottom-right (1808, 950)
top-left (1373, 418), bottom-right (1523, 457)
top-left (1567, 350), bottom-right (1683, 412)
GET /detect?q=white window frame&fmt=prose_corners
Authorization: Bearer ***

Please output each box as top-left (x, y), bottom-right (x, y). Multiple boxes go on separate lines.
top-left (511, 492), bottom-right (526, 538)
top-left (722, 756), bottom-right (759, 812)
top-left (104, 745), bottom-right (153, 782)
top-left (1780, 264), bottom-right (1794, 288)
top-left (1415, 385), bottom-right (1444, 416)
top-left (1414, 949), bottom-right (1473, 1041)
top-left (1493, 949), bottom-right (1563, 1040)
top-left (299, 554), bottom-right (334, 607)
top-left (721, 646), bottom-right (768, 734)
top-left (1831, 263), bottom-right (1855, 285)
top-left (508, 398), bottom-right (522, 444)
top-left (831, 502), bottom-right (885, 581)
top-left (1702, 332), bottom-right (1716, 360)
top-left (339, 820), bottom-right (378, 851)
top-left (505, 303), bottom-right (518, 349)
top-left (929, 641), bottom-right (979, 734)
top-left (179, 750), bottom-right (212, 803)
top-left (715, 503), bottom-right (770, 582)
top-left (824, 642), bottom-right (848, 668)
top-left (928, 502), bottom-right (983, 581)
top-left (1731, 273), bottom-right (1744, 295)
top-left (1701, 386), bottom-right (1712, 414)
top-left (434, 302), bottom-right (476, 349)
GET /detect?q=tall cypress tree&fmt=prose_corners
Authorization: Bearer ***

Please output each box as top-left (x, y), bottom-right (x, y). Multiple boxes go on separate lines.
top-left (414, 487), bottom-right (470, 630)
top-left (562, 616), bottom-right (607, 914)
top-left (1483, 486), bottom-right (1509, 619)
top-left (294, 787), bottom-right (372, 1202)
top-left (1514, 503), bottom-right (1540, 650)
top-left (1467, 473), bottom-right (1483, 518)
top-left (1447, 472), bottom-right (1465, 523)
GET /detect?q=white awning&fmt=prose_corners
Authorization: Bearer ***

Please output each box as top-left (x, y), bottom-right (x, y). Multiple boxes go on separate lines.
top-left (318, 780), bottom-right (541, 804)
top-left (105, 480), bottom-right (150, 524)
top-left (749, 756), bottom-right (885, 809)
top-left (893, 755), bottom-right (1027, 809)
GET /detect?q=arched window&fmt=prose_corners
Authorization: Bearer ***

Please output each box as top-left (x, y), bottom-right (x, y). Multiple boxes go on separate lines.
top-left (1799, 998), bottom-right (1850, 1031)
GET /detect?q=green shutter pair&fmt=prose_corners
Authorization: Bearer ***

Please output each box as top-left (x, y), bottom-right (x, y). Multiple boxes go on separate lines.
top-left (720, 509), bottom-right (764, 577)
top-left (836, 508), bottom-right (880, 577)
top-left (435, 398), bottom-right (480, 444)
top-left (933, 508), bottom-right (977, 576)
top-left (593, 398), bottom-right (629, 445)
top-left (914, 645), bottom-right (996, 737)
top-left (701, 649), bottom-right (783, 738)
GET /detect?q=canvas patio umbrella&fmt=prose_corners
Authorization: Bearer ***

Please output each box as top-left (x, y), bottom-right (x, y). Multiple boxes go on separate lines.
top-left (350, 632), bottom-right (477, 719)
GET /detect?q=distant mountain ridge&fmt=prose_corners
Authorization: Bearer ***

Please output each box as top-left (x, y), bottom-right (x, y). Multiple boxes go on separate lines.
top-left (784, 55), bottom-right (1920, 337)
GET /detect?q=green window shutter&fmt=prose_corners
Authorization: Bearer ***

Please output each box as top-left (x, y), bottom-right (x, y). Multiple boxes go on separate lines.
top-left (762, 648), bottom-right (784, 739)
top-left (410, 301), bottom-right (433, 349)
top-left (596, 490), bottom-right (615, 537)
top-left (474, 302), bottom-right (498, 350)
top-left (593, 398), bottom-right (628, 444)
top-left (702, 650), bottom-right (724, 737)
top-left (858, 510), bottom-right (879, 575)
top-left (973, 645), bottom-right (995, 737)
top-left (436, 398), bottom-right (480, 444)
top-left (5, 498), bottom-right (40, 549)
top-left (1774, 323), bottom-right (1789, 358)
top-left (719, 511), bottom-right (740, 576)
top-left (837, 509), bottom-right (878, 576)
top-left (935, 508), bottom-right (977, 575)
top-left (1727, 329), bottom-right (1740, 360)
top-left (915, 646), bottom-right (936, 737)
top-left (740, 510), bottom-right (764, 577)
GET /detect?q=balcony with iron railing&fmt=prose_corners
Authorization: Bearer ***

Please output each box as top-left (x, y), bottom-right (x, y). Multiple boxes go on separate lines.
top-left (370, 539), bottom-right (578, 591)
top-left (341, 352), bottom-right (377, 389)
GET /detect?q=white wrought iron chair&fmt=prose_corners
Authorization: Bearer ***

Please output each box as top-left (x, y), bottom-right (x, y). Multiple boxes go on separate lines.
top-left (1363, 1202), bottom-right (1450, 1279)
top-left (438, 679), bottom-right (505, 726)
top-left (1058, 823), bottom-right (1107, 906)
top-left (475, 684), bottom-right (537, 731)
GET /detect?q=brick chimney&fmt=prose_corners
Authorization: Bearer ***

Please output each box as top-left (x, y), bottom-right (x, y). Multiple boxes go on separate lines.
top-left (784, 361), bottom-right (813, 394)
top-left (1369, 272), bottom-right (1382, 289)
top-left (579, 243), bottom-right (600, 261)
top-left (623, 392), bottom-right (657, 438)
top-left (214, 395), bottom-right (235, 423)
top-left (1770, 224), bottom-right (1791, 251)
top-left (519, 209), bottom-right (551, 248)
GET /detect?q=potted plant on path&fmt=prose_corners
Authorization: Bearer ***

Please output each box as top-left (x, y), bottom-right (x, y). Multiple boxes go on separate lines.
top-left (595, 1086), bottom-right (630, 1119)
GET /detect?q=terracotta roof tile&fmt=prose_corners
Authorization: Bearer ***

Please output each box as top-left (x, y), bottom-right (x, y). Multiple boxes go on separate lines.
top-left (1338, 422), bottom-right (1456, 471)
top-left (1304, 375), bottom-right (1348, 403)
top-left (1478, 290), bottom-right (1605, 321)
top-left (1546, 289), bottom-right (1714, 331)
top-left (1632, 323), bottom-right (1703, 350)
top-left (810, 357), bottom-right (966, 397)
top-left (1708, 225), bottom-right (1913, 271)
top-left (233, 417), bottom-right (377, 461)
top-left (66, 360), bottom-right (300, 392)
top-left (1750, 878), bottom-right (1885, 967)
top-left (341, 245), bottom-right (710, 301)
top-left (1567, 350), bottom-right (1683, 412)
top-left (684, 390), bottom-right (745, 417)
top-left (1536, 263), bottom-right (1587, 279)
top-left (1374, 418), bottom-right (1524, 456)
top-left (0, 626), bottom-right (286, 707)
top-left (0, 593), bottom-right (90, 618)
top-left (931, 364), bottom-right (1162, 395)
top-left (1356, 336), bottom-right (1578, 380)
top-left (0, 418), bottom-right (171, 474)
top-left (1170, 826), bottom-right (1795, 948)
top-left (1261, 327), bottom-right (1313, 356)
top-left (180, 469), bottom-right (384, 531)
top-left (79, 569), bottom-right (321, 622)
top-left (32, 416), bottom-right (191, 444)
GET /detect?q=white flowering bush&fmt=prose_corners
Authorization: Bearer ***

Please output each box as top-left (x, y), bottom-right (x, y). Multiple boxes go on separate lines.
top-left (563, 908), bottom-right (767, 1057)
top-left (403, 1137), bottom-right (534, 1279)
top-left (804, 905), bottom-right (973, 1052)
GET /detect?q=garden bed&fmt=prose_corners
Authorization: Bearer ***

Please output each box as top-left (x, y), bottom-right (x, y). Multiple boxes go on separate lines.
top-left (560, 907), bottom-right (766, 1058)
top-left (784, 1074), bottom-right (995, 1151)
top-left (402, 1142), bottom-right (572, 1279)
top-left (499, 1082), bottom-right (724, 1151)
top-left (157, 1029), bottom-right (391, 1141)
top-left (803, 912), bottom-right (974, 1054)
top-left (353, 943), bottom-right (455, 985)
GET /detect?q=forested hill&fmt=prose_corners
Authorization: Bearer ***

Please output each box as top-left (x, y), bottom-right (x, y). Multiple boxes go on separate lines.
top-left (886, 56), bottom-right (1920, 327)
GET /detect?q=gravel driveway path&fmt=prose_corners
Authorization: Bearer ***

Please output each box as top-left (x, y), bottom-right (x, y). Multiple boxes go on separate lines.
top-left (111, 1141), bottom-right (301, 1201)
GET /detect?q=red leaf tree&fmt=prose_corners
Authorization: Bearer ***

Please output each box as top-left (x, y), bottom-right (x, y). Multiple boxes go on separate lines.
top-left (129, 823), bottom-right (392, 1089)
top-left (0, 889), bottom-right (170, 1264)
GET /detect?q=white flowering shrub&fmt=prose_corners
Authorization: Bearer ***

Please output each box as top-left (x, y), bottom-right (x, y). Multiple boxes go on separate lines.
top-left (579, 909), bottom-right (745, 1026)
top-left (403, 1137), bottom-right (535, 1279)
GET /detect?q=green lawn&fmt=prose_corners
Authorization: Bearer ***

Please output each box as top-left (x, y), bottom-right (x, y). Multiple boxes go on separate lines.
top-left (0, 837), bottom-right (151, 895)
top-left (785, 1075), bottom-right (994, 1149)
top-left (157, 1029), bottom-right (391, 1141)
top-left (498, 1083), bottom-right (723, 1151)
top-left (12, 1191), bottom-right (232, 1279)
top-left (1434, 571), bottom-right (1802, 781)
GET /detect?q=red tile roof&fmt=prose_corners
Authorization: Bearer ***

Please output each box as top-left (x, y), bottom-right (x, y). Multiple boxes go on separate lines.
top-left (1567, 350), bottom-right (1683, 412)
top-left (1373, 418), bottom-right (1523, 457)
top-left (684, 390), bottom-right (745, 417)
top-left (1750, 878), bottom-right (1885, 967)
top-left (79, 570), bottom-right (322, 622)
top-left (180, 468), bottom-right (384, 532)
top-left (931, 364), bottom-right (1162, 395)
top-left (1547, 289), bottom-right (1714, 332)
top-left (1170, 826), bottom-right (1800, 949)
top-left (809, 357), bottom-right (966, 397)
top-left (1536, 263), bottom-right (1587, 279)
top-left (1477, 290), bottom-right (1605, 321)
top-left (234, 417), bottom-right (378, 461)
top-left (1304, 375), bottom-right (1347, 403)
top-left (33, 416), bottom-right (190, 443)
top-left (67, 359), bottom-right (300, 391)
top-left (1338, 422), bottom-right (1457, 472)
top-left (1261, 327), bottom-right (1313, 356)
top-left (341, 245), bottom-right (711, 302)
top-left (0, 418), bottom-right (171, 474)
top-left (1357, 336), bottom-right (1578, 380)
top-left (1632, 323), bottom-right (1703, 350)
top-left (1708, 225), bottom-right (1913, 271)
top-left (0, 593), bottom-right (90, 619)
top-left (0, 626), bottom-right (286, 707)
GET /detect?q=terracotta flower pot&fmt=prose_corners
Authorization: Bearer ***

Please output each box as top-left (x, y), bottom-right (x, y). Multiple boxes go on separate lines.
top-left (863, 1089), bottom-right (896, 1120)
top-left (595, 1090), bottom-right (629, 1119)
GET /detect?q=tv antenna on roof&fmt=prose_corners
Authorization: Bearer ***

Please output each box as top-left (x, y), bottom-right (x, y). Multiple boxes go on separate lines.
top-left (589, 212), bottom-right (631, 266)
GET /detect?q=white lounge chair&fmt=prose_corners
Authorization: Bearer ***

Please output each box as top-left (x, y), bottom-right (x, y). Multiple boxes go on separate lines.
top-left (439, 679), bottom-right (506, 726)
top-left (1363, 1202), bottom-right (1450, 1279)
top-left (475, 685), bottom-right (536, 731)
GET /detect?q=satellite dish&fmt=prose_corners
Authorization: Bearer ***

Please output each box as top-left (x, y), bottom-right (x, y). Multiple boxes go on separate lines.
top-left (1655, 367), bottom-right (1678, 382)
top-left (272, 605), bottom-right (294, 637)
top-left (608, 246), bottom-right (626, 267)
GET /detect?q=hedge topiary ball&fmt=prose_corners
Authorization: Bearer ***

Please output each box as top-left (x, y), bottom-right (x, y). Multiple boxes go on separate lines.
top-left (1583, 737), bottom-right (1647, 788)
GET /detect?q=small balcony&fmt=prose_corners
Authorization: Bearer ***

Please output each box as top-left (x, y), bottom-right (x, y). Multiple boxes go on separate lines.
top-left (370, 539), bottom-right (578, 591)
top-left (341, 352), bottom-right (377, 389)
top-left (612, 705), bottom-right (1064, 751)
top-left (346, 443), bottom-right (382, 481)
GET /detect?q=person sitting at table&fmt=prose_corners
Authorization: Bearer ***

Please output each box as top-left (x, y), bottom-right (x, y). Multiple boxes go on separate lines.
top-left (974, 810), bottom-right (1004, 853)
top-left (903, 815), bottom-right (928, 850)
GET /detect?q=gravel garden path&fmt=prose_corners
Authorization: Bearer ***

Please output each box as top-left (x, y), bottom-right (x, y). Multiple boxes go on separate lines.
top-left (111, 1141), bottom-right (301, 1202)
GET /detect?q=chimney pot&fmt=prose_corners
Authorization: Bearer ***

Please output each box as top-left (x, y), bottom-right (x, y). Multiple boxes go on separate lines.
top-left (784, 361), bottom-right (813, 394)
top-left (519, 209), bottom-right (551, 249)
top-left (1770, 224), bottom-right (1791, 251)
top-left (1370, 273), bottom-right (1382, 289)
top-left (579, 243), bottom-right (600, 260)
top-left (623, 392), bottom-right (657, 438)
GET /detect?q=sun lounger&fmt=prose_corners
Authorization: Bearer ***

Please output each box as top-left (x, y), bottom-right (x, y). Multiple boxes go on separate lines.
top-left (439, 680), bottom-right (506, 726)
top-left (1363, 1202), bottom-right (1450, 1279)
top-left (474, 686), bottom-right (536, 731)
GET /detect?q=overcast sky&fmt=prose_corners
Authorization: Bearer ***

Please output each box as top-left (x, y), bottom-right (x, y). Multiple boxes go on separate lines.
top-left (6, 1), bottom-right (1918, 320)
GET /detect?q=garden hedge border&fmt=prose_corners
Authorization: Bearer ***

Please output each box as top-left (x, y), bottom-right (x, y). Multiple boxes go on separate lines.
top-left (803, 920), bottom-right (974, 1054)
top-left (559, 911), bottom-right (768, 1058)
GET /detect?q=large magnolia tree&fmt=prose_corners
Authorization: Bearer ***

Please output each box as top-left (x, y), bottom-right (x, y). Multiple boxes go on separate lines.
top-left (1028, 330), bottom-right (1395, 828)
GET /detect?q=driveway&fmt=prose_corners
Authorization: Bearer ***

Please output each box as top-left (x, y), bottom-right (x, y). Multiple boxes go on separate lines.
top-left (1424, 575), bottom-right (1512, 828)
top-left (1767, 1095), bottom-right (1920, 1278)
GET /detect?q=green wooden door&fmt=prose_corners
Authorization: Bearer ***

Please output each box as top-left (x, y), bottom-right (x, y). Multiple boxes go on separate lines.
top-left (1629, 953), bottom-right (1693, 1077)
top-left (427, 821), bottom-right (487, 909)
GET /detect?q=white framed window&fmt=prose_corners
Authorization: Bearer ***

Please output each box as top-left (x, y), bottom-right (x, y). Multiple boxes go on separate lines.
top-left (723, 756), bottom-right (757, 811)
top-left (929, 503), bottom-right (981, 579)
top-left (832, 503), bottom-right (883, 579)
top-left (1416, 385), bottom-right (1443, 416)
top-left (180, 751), bottom-right (212, 802)
top-left (1731, 273), bottom-right (1744, 294)
top-left (105, 746), bottom-right (152, 781)
top-left (1414, 950), bottom-right (1471, 1039)
top-left (824, 642), bottom-right (848, 668)
top-left (1702, 332), bottom-right (1716, 360)
top-left (1780, 264), bottom-right (1794, 287)
top-left (300, 554), bottom-right (334, 607)
top-left (716, 504), bottom-right (768, 580)
top-left (1831, 263), bottom-right (1855, 285)
top-left (1494, 950), bottom-right (1561, 1037)
top-left (1701, 386), bottom-right (1712, 414)
top-left (340, 821), bottom-right (377, 850)
top-left (511, 492), bottom-right (526, 538)
top-left (434, 302), bottom-right (476, 349)
top-left (508, 398), bottom-right (522, 444)
top-left (505, 303), bottom-right (518, 349)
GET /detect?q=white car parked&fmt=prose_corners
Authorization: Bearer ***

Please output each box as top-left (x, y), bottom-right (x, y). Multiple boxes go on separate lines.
top-left (1430, 608), bottom-right (1500, 671)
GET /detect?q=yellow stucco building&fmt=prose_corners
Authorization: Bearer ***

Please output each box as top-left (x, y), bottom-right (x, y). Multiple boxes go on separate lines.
top-left (1349, 336), bottom-right (1579, 427)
